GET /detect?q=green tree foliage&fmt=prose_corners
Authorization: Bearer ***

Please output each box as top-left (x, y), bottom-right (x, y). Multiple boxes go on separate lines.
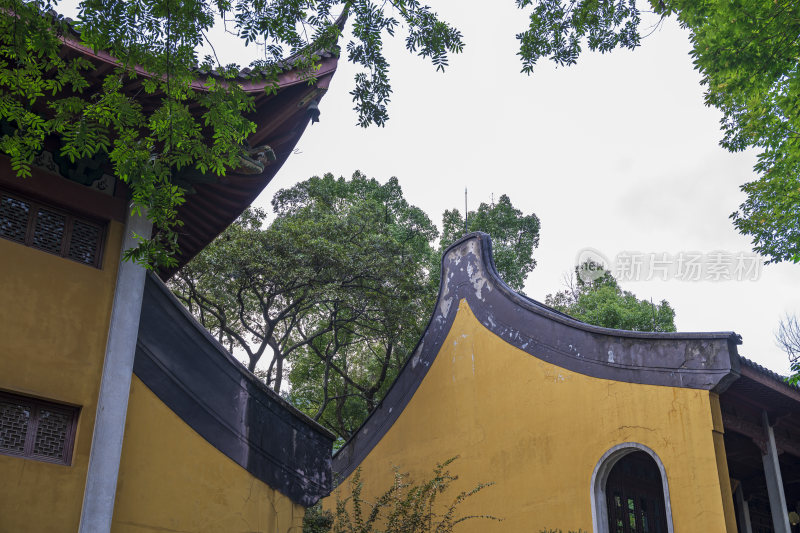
top-left (440, 195), bottom-right (540, 291)
top-left (545, 261), bottom-right (676, 332)
top-left (172, 172), bottom-right (540, 439)
top-left (312, 457), bottom-right (499, 533)
top-left (2, 1), bottom-right (262, 266)
top-left (732, 172), bottom-right (800, 264)
top-left (1, 0), bottom-right (465, 266)
top-left (9, 2), bottom-right (798, 264)
top-left (303, 504), bottom-right (335, 533)
top-left (513, 0), bottom-right (800, 263)
top-left (171, 171), bottom-right (439, 437)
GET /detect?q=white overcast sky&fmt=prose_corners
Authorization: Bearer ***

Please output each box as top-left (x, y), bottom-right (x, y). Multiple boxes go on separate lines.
top-left (270, 2), bottom-right (800, 374)
top-left (62, 1), bottom-right (800, 373)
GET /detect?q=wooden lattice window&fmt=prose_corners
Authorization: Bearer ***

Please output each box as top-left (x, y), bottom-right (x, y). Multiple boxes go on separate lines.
top-left (0, 188), bottom-right (106, 268)
top-left (0, 391), bottom-right (79, 465)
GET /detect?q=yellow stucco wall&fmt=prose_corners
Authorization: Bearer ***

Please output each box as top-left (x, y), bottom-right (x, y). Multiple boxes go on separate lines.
top-left (0, 221), bottom-right (123, 532)
top-left (112, 376), bottom-right (305, 533)
top-left (328, 299), bottom-right (736, 532)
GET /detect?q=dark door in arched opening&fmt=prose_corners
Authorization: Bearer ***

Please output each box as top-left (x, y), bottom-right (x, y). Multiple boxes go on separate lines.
top-left (606, 451), bottom-right (669, 533)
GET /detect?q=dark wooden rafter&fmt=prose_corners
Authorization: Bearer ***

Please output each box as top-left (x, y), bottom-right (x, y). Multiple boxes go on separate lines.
top-left (155, 70), bottom-right (336, 277)
top-left (741, 365), bottom-right (800, 405)
top-left (248, 86), bottom-right (326, 146)
top-left (260, 129), bottom-right (304, 153)
top-left (46, 32), bottom-right (340, 278)
top-left (175, 209), bottom-right (219, 239)
top-left (175, 231), bottom-right (204, 251)
top-left (721, 369), bottom-right (800, 459)
top-left (189, 188), bottom-right (246, 211)
top-left (722, 410), bottom-right (770, 455)
top-left (89, 61), bottom-right (116, 79)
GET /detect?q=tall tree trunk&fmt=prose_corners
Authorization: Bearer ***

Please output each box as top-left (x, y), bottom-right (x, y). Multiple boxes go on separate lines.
top-left (274, 355), bottom-right (283, 392)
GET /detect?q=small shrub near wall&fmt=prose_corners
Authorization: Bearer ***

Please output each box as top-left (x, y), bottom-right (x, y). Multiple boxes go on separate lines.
top-left (303, 457), bottom-right (500, 533)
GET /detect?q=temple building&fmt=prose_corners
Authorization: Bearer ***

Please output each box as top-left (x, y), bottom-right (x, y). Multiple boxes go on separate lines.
top-left (0, 27), bottom-right (339, 532)
top-left (3, 16), bottom-right (799, 533)
top-left (331, 233), bottom-right (800, 533)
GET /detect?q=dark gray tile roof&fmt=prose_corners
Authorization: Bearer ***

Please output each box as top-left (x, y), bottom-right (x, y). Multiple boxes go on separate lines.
top-left (740, 355), bottom-right (799, 390)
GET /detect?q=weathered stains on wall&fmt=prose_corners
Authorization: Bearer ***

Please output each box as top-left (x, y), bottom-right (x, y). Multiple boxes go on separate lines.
top-left (0, 222), bottom-right (124, 532)
top-left (327, 299), bottom-right (735, 532)
top-left (112, 376), bottom-right (305, 533)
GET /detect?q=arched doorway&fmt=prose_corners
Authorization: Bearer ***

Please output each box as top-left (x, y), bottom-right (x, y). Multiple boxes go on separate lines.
top-left (605, 451), bottom-right (668, 533)
top-left (591, 443), bottom-right (674, 533)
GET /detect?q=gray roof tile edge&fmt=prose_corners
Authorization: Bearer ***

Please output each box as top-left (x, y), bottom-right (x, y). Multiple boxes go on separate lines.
top-left (740, 355), bottom-right (799, 391)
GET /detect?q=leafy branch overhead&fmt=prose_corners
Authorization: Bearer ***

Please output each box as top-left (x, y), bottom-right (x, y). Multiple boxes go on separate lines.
top-left (513, 0), bottom-right (800, 264)
top-left (0, 0), bottom-right (464, 266)
top-left (3, 1), bottom-right (798, 265)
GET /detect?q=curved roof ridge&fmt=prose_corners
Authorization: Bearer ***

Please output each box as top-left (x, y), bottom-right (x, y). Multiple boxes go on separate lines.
top-left (136, 272), bottom-right (335, 505)
top-left (141, 272), bottom-right (335, 438)
top-left (47, 7), bottom-right (343, 89)
top-left (333, 233), bottom-right (742, 479)
top-left (27, 8), bottom-right (343, 276)
top-left (462, 231), bottom-right (742, 342)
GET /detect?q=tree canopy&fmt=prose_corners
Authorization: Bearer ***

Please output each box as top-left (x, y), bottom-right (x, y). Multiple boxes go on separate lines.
top-left (545, 261), bottom-right (677, 332)
top-left (4, 1), bottom-right (799, 264)
top-left (171, 171), bottom-right (439, 437)
top-left (172, 171), bottom-right (540, 439)
top-left (440, 194), bottom-right (540, 292)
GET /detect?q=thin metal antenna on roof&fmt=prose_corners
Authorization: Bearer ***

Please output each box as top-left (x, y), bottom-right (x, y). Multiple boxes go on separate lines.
top-left (464, 188), bottom-right (468, 235)
top-left (651, 297), bottom-right (657, 331)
